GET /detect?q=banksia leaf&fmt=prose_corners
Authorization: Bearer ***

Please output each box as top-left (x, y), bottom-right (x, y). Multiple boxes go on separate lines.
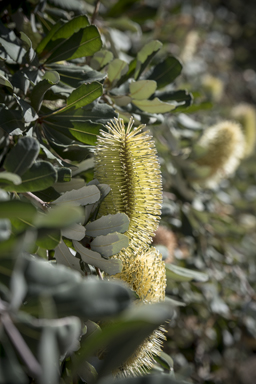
top-left (94, 117), bottom-right (162, 250)
top-left (231, 103), bottom-right (256, 157)
top-left (194, 120), bottom-right (245, 188)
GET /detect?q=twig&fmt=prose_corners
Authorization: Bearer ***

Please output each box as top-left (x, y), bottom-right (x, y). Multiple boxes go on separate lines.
top-left (95, 267), bottom-right (103, 280)
top-left (2, 312), bottom-right (42, 377)
top-left (22, 192), bottom-right (48, 211)
top-left (91, 0), bottom-right (101, 25)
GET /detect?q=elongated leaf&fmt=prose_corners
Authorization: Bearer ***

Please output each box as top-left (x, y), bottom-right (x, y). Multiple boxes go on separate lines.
top-left (0, 200), bottom-right (37, 222)
top-left (0, 172), bottom-right (22, 186)
top-left (0, 37), bottom-right (26, 64)
top-left (36, 228), bottom-right (61, 249)
top-left (53, 178), bottom-right (86, 193)
top-left (129, 80), bottom-right (157, 100)
top-left (52, 185), bottom-right (100, 206)
top-left (65, 82), bottom-right (103, 111)
top-left (5, 161), bottom-right (57, 192)
top-left (73, 240), bottom-right (122, 275)
top-left (0, 73), bottom-right (13, 89)
top-left (166, 263), bottom-right (208, 283)
top-left (30, 71), bottom-right (60, 112)
top-left (0, 109), bottom-right (24, 135)
top-left (46, 64), bottom-right (105, 88)
top-left (90, 233), bottom-right (129, 258)
top-left (61, 223), bottom-right (86, 240)
top-left (43, 118), bottom-right (103, 145)
top-left (133, 97), bottom-right (177, 113)
top-left (40, 15), bottom-right (89, 58)
top-left (91, 49), bottom-right (114, 70)
top-left (86, 213), bottom-right (130, 237)
top-left (46, 102), bottom-right (117, 124)
top-left (156, 89), bottom-right (193, 108)
top-left (55, 240), bottom-right (81, 271)
top-left (36, 20), bottom-right (64, 54)
top-left (134, 40), bottom-right (163, 79)
top-left (108, 59), bottom-right (128, 85)
top-left (15, 98), bottom-right (38, 123)
top-left (45, 25), bottom-right (102, 64)
top-left (24, 255), bottom-right (131, 319)
top-left (72, 158), bottom-right (94, 176)
top-left (34, 204), bottom-right (83, 229)
top-left (147, 56), bottom-right (182, 89)
top-left (4, 137), bottom-right (40, 176)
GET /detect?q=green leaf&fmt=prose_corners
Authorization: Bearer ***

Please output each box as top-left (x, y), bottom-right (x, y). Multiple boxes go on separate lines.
top-left (147, 56), bottom-right (182, 89)
top-left (46, 63), bottom-right (105, 88)
top-left (56, 167), bottom-right (72, 182)
top-left (34, 204), bottom-right (84, 229)
top-left (108, 59), bottom-right (129, 85)
top-left (0, 73), bottom-right (13, 89)
top-left (36, 228), bottom-right (61, 249)
top-left (4, 137), bottom-right (40, 176)
top-left (15, 97), bottom-right (38, 123)
top-left (0, 172), bottom-right (22, 186)
top-left (166, 263), bottom-right (208, 283)
top-left (45, 25), bottom-right (102, 64)
top-left (0, 200), bottom-right (37, 220)
top-left (52, 185), bottom-right (100, 206)
top-left (4, 161), bottom-right (57, 192)
top-left (0, 37), bottom-right (27, 64)
top-left (55, 240), bottom-right (81, 271)
top-left (133, 97), bottom-right (177, 113)
top-left (134, 40), bottom-right (163, 79)
top-left (53, 178), bottom-right (86, 194)
top-left (90, 232), bottom-right (129, 258)
top-left (85, 213), bottom-right (130, 237)
top-left (91, 49), bottom-right (114, 70)
top-left (43, 118), bottom-right (103, 145)
top-left (45, 103), bottom-right (117, 124)
top-left (156, 89), bottom-right (193, 108)
top-left (30, 71), bottom-right (60, 112)
top-left (72, 158), bottom-right (94, 176)
top-left (37, 20), bottom-right (64, 54)
top-left (66, 82), bottom-right (103, 111)
top-left (73, 240), bottom-right (122, 275)
top-left (129, 80), bottom-right (157, 100)
top-left (0, 109), bottom-right (24, 135)
top-left (77, 361), bottom-right (97, 384)
top-left (61, 223), bottom-right (86, 240)
top-left (23, 255), bottom-right (131, 319)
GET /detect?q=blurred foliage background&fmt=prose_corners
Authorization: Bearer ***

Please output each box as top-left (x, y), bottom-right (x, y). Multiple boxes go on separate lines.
top-left (1, 0), bottom-right (256, 384)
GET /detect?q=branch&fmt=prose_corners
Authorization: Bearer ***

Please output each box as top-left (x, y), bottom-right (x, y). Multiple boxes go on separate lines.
top-left (95, 267), bottom-right (103, 280)
top-left (2, 312), bottom-right (42, 377)
top-left (22, 192), bottom-right (48, 211)
top-left (91, 0), bottom-right (101, 25)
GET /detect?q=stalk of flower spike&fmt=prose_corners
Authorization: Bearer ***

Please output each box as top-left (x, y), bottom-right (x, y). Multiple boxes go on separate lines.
top-left (112, 246), bottom-right (167, 377)
top-left (194, 120), bottom-right (245, 188)
top-left (231, 103), bottom-right (256, 157)
top-left (94, 117), bottom-right (162, 250)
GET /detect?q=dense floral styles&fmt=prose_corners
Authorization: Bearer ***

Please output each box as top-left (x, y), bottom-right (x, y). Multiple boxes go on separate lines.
top-left (95, 117), bottom-right (166, 376)
top-left (231, 103), bottom-right (256, 157)
top-left (112, 246), bottom-right (167, 376)
top-left (94, 117), bottom-right (163, 249)
top-left (194, 120), bottom-right (245, 188)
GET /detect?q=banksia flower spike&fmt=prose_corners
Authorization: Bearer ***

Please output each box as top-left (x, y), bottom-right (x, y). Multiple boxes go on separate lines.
top-left (94, 117), bottom-right (162, 250)
top-left (112, 246), bottom-right (167, 377)
top-left (94, 117), bottom-right (166, 377)
top-left (194, 120), bottom-right (245, 188)
top-left (231, 103), bottom-right (256, 157)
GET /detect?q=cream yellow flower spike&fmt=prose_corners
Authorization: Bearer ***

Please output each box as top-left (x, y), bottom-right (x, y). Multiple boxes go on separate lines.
top-left (94, 117), bottom-right (163, 250)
